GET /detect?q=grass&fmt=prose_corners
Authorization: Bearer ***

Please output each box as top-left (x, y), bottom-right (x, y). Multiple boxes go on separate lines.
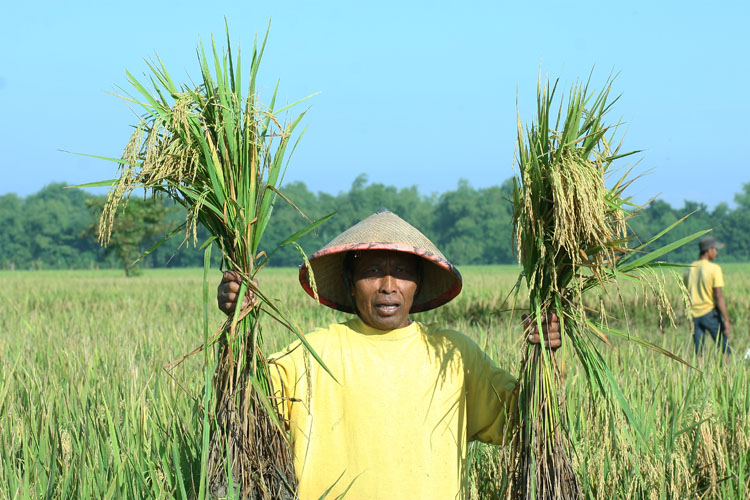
top-left (1, 265), bottom-right (749, 499)
top-left (89, 26), bottom-right (333, 497)
top-left (509, 75), bottom-right (709, 499)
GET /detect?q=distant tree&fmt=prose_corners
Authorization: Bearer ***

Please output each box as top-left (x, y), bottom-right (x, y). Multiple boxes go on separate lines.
top-left (432, 179), bottom-right (515, 265)
top-left (87, 197), bottom-right (171, 276)
top-left (717, 182), bottom-right (750, 261)
top-left (0, 183), bottom-right (102, 269)
top-left (259, 176), bottom-right (438, 267)
top-left (259, 181), bottom-right (322, 266)
top-left (0, 193), bottom-right (29, 269)
top-left (4, 177), bottom-right (750, 270)
top-left (146, 202), bottom-right (223, 269)
top-left (627, 196), bottom-right (737, 263)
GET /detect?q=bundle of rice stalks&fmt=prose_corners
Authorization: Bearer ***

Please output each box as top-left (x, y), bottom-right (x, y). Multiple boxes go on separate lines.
top-left (93, 27), bottom-right (331, 500)
top-left (510, 75), bottom-right (707, 500)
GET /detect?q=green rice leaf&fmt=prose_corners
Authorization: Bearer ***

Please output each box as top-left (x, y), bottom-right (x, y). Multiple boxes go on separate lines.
top-left (171, 426), bottom-right (188, 500)
top-left (246, 374), bottom-right (284, 435)
top-left (632, 211), bottom-right (696, 251)
top-left (619, 229), bottom-right (711, 272)
top-left (510, 72), bottom-right (704, 498)
top-left (129, 222), bottom-right (187, 268)
top-left (586, 320), bottom-right (697, 369)
top-left (600, 355), bottom-right (645, 440)
top-left (316, 471), bottom-right (346, 500)
top-left (280, 212), bottom-right (337, 246)
top-left (64, 178), bottom-right (119, 188)
top-left (88, 24), bottom-right (321, 495)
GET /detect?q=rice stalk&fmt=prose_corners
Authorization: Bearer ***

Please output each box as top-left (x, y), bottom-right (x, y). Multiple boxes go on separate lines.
top-left (509, 73), bottom-right (708, 499)
top-left (95, 25), bottom-right (323, 500)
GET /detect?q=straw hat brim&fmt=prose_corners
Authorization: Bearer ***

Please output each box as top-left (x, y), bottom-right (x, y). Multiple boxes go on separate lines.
top-left (299, 242), bottom-right (462, 314)
top-left (298, 210), bottom-right (463, 313)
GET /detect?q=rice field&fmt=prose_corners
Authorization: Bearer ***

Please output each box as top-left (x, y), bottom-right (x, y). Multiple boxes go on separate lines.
top-left (1, 265), bottom-right (749, 499)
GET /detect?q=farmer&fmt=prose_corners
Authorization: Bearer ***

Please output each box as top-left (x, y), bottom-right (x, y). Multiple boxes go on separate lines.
top-left (218, 209), bottom-right (560, 499)
top-left (683, 235), bottom-right (732, 359)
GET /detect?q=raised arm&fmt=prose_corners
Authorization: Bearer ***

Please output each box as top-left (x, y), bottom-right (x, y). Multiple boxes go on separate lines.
top-left (467, 313), bottom-right (562, 444)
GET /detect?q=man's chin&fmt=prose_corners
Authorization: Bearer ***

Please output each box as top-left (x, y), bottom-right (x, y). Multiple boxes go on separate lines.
top-left (367, 314), bottom-right (409, 331)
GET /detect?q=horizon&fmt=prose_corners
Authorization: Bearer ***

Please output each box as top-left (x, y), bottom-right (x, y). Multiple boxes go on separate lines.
top-left (8, 173), bottom-right (743, 213)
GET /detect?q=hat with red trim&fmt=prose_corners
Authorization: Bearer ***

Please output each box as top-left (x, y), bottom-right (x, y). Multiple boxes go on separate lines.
top-left (298, 209), bottom-right (462, 313)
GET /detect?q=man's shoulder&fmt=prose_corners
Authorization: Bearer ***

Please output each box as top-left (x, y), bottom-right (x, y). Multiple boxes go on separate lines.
top-left (419, 321), bottom-right (468, 338)
top-left (690, 259), bottom-right (722, 272)
top-left (704, 260), bottom-right (723, 274)
top-left (417, 322), bottom-right (485, 352)
top-left (271, 320), bottom-right (350, 359)
top-left (416, 323), bottom-right (501, 376)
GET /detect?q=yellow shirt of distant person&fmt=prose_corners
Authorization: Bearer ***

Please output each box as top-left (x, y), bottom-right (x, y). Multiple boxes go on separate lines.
top-left (684, 259), bottom-right (725, 317)
top-left (270, 317), bottom-right (518, 500)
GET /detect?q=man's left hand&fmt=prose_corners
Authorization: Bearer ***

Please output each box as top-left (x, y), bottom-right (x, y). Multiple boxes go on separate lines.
top-left (523, 312), bottom-right (562, 350)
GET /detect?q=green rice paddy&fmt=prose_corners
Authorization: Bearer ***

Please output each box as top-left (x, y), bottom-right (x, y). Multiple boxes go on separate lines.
top-left (1, 265), bottom-right (749, 499)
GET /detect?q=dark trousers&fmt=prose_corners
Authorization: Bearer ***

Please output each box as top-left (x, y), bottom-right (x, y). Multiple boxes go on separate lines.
top-left (692, 309), bottom-right (731, 355)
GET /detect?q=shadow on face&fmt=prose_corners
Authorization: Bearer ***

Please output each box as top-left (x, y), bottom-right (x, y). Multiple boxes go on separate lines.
top-left (348, 250), bottom-right (421, 330)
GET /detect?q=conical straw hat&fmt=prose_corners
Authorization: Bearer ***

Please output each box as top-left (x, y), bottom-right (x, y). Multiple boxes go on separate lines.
top-left (299, 209), bottom-right (462, 313)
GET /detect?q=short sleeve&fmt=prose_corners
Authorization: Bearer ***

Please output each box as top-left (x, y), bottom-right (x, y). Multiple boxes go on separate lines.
top-left (268, 343), bottom-right (301, 424)
top-left (463, 339), bottom-right (519, 445)
top-left (713, 265), bottom-right (725, 288)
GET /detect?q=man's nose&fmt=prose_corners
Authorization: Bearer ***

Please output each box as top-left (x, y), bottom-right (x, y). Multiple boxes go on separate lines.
top-left (379, 273), bottom-right (397, 293)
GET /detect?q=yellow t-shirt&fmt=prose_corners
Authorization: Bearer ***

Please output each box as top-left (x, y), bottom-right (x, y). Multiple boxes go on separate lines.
top-left (269, 318), bottom-right (518, 500)
top-left (684, 259), bottom-right (725, 317)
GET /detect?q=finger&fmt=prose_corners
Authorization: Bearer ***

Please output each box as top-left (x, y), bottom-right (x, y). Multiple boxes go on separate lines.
top-left (223, 270), bottom-right (242, 283)
top-left (545, 338), bottom-right (562, 349)
top-left (218, 273), bottom-right (239, 300)
top-left (529, 336), bottom-right (562, 349)
top-left (543, 321), bottom-right (560, 334)
top-left (522, 314), bottom-right (534, 334)
top-left (218, 282), bottom-right (242, 299)
top-left (218, 291), bottom-right (242, 309)
top-left (527, 322), bottom-right (538, 335)
top-left (544, 331), bottom-right (562, 343)
top-left (242, 293), bottom-right (254, 307)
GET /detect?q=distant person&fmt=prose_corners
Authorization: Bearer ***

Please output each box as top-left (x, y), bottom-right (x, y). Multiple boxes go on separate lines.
top-left (683, 236), bottom-right (732, 360)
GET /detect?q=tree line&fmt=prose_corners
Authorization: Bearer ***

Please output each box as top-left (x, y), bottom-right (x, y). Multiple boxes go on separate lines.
top-left (1, 175), bottom-right (749, 273)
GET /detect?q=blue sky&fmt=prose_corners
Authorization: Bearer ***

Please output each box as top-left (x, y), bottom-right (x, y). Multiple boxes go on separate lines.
top-left (1, 1), bottom-right (748, 208)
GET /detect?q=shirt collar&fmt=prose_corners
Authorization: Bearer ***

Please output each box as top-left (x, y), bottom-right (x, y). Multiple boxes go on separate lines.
top-left (346, 317), bottom-right (420, 341)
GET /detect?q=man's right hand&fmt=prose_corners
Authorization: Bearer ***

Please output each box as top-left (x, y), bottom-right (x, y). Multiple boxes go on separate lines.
top-left (217, 270), bottom-right (258, 316)
top-left (523, 312), bottom-right (562, 350)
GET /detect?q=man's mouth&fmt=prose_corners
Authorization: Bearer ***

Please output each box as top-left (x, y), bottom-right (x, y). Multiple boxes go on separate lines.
top-left (375, 303), bottom-right (400, 315)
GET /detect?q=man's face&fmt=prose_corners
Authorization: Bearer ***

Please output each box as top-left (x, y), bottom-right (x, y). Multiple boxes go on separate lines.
top-left (350, 250), bottom-right (420, 331)
top-left (708, 247), bottom-right (718, 260)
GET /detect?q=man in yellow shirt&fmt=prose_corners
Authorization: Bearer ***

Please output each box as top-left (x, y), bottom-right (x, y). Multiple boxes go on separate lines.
top-left (218, 210), bottom-right (560, 499)
top-left (684, 236), bottom-right (732, 358)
